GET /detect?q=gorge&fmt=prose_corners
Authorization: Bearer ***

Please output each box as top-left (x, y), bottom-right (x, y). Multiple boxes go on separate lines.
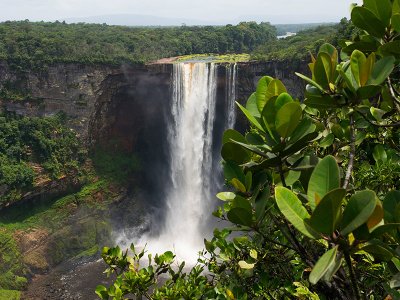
top-left (0, 58), bottom-right (308, 299)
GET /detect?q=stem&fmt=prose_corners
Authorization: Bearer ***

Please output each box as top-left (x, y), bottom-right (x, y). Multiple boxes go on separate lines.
top-left (278, 161), bottom-right (287, 187)
top-left (344, 251), bottom-right (362, 300)
top-left (255, 227), bottom-right (297, 251)
top-left (356, 109), bottom-right (400, 128)
top-left (343, 113), bottom-right (355, 190)
top-left (387, 77), bottom-right (400, 113)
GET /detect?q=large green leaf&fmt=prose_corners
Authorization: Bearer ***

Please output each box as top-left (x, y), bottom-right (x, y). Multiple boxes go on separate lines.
top-left (261, 95), bottom-right (278, 132)
top-left (274, 92), bottom-right (293, 111)
top-left (350, 50), bottom-right (367, 87)
top-left (309, 188), bottom-right (346, 235)
top-left (288, 117), bottom-right (316, 145)
top-left (319, 43), bottom-right (338, 66)
top-left (304, 94), bottom-right (337, 109)
top-left (221, 142), bottom-right (250, 164)
top-left (370, 224), bottom-right (400, 238)
top-left (236, 102), bottom-right (265, 133)
top-left (265, 79), bottom-right (287, 102)
top-left (255, 188), bottom-right (270, 221)
top-left (232, 195), bottom-right (252, 212)
top-left (366, 199), bottom-right (384, 230)
top-left (230, 140), bottom-right (268, 158)
top-left (314, 52), bottom-right (332, 89)
top-left (361, 240), bottom-right (395, 261)
top-left (275, 102), bottom-right (302, 138)
top-left (245, 132), bottom-right (264, 145)
top-left (364, 0), bottom-right (392, 26)
top-left (369, 56), bottom-right (395, 85)
top-left (322, 253), bottom-right (343, 282)
top-left (227, 207), bottom-right (253, 227)
top-left (307, 156), bottom-right (340, 211)
top-left (320, 133), bottom-right (335, 148)
top-left (351, 6), bottom-right (386, 38)
top-left (222, 129), bottom-right (247, 145)
top-left (281, 132), bottom-right (319, 157)
top-left (373, 144), bottom-right (387, 164)
top-left (383, 190), bottom-right (400, 223)
top-left (342, 41), bottom-right (380, 56)
top-left (379, 41), bottom-right (400, 57)
top-left (231, 178), bottom-right (246, 193)
top-left (245, 156), bottom-right (282, 171)
top-left (295, 72), bottom-right (325, 92)
top-left (245, 93), bottom-right (261, 117)
top-left (309, 246), bottom-right (339, 284)
top-left (394, 0), bottom-right (400, 14)
top-left (223, 161), bottom-right (245, 183)
top-left (392, 13), bottom-right (400, 32)
top-left (216, 192), bottom-right (236, 201)
top-left (357, 85), bottom-right (382, 99)
top-left (340, 190), bottom-right (377, 236)
top-left (255, 76), bottom-right (273, 112)
top-left (275, 186), bottom-right (320, 239)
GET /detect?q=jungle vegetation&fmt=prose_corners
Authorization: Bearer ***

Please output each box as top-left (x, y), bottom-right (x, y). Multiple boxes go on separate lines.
top-left (252, 18), bottom-right (359, 62)
top-left (0, 21), bottom-right (276, 69)
top-left (0, 112), bottom-right (85, 207)
top-left (97, 0), bottom-right (400, 299)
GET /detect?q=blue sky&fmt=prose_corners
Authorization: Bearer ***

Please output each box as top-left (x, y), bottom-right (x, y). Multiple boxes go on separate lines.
top-left (0, 0), bottom-right (362, 24)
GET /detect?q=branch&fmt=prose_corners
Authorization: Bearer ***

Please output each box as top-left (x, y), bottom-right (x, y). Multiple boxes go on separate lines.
top-left (344, 251), bottom-right (362, 300)
top-left (343, 114), bottom-right (355, 190)
top-left (356, 109), bottom-right (400, 128)
top-left (278, 160), bottom-right (287, 187)
top-left (387, 77), bottom-right (400, 113)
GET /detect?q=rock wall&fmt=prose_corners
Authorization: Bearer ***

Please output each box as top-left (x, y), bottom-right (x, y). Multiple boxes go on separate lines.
top-left (0, 60), bottom-right (308, 150)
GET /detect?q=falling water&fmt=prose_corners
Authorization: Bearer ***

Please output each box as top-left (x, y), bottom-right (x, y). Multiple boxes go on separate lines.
top-left (225, 63), bottom-right (237, 129)
top-left (143, 62), bottom-right (217, 262)
top-left (120, 61), bottom-right (238, 263)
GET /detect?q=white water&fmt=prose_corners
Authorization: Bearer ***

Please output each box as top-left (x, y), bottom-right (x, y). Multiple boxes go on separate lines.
top-left (118, 61), bottom-right (237, 264)
top-left (145, 62), bottom-right (217, 262)
top-left (226, 63), bottom-right (237, 129)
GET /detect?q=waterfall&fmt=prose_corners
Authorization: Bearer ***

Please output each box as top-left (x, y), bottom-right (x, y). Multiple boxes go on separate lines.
top-left (149, 62), bottom-right (217, 262)
top-left (225, 63), bottom-right (237, 129)
top-left (120, 61), bottom-right (238, 263)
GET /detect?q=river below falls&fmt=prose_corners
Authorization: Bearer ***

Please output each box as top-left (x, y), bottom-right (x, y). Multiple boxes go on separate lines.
top-left (23, 258), bottom-right (111, 300)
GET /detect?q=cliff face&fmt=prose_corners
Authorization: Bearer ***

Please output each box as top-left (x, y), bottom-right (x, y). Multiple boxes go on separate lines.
top-left (0, 62), bottom-right (120, 143)
top-left (237, 60), bottom-right (309, 101)
top-left (0, 60), bottom-right (307, 152)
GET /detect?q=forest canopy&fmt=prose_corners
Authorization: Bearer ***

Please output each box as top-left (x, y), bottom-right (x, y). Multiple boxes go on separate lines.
top-left (0, 20), bottom-right (276, 68)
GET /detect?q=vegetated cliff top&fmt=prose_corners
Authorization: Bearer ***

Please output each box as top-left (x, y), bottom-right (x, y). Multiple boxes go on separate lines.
top-left (151, 53), bottom-right (251, 64)
top-left (0, 20), bottom-right (276, 69)
top-left (251, 18), bottom-right (357, 62)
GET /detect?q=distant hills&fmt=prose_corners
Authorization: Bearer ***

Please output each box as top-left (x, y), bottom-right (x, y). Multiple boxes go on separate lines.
top-left (61, 14), bottom-right (335, 33)
top-left (62, 14), bottom-right (223, 26)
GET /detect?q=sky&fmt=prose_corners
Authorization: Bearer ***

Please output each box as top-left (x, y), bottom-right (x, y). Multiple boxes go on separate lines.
top-left (0, 0), bottom-right (363, 25)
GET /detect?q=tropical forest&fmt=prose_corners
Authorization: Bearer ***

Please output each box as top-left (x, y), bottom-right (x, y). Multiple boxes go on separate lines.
top-left (0, 0), bottom-right (400, 299)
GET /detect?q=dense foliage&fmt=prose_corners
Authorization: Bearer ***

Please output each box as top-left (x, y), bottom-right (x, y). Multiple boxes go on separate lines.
top-left (274, 23), bottom-right (335, 36)
top-left (0, 21), bottom-right (276, 69)
top-left (252, 18), bottom-right (358, 62)
top-left (0, 112), bottom-right (85, 206)
top-left (97, 0), bottom-right (400, 299)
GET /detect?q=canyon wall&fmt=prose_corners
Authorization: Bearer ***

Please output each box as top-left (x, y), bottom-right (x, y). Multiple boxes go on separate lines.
top-left (0, 59), bottom-right (308, 150)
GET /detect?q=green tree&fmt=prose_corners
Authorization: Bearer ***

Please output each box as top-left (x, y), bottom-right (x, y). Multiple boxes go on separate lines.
top-left (97, 1), bottom-right (400, 299)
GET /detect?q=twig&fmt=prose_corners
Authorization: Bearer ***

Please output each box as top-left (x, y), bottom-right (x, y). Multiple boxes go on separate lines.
top-left (255, 227), bottom-right (297, 252)
top-left (344, 251), bottom-right (362, 300)
top-left (343, 114), bottom-right (355, 190)
top-left (387, 77), bottom-right (400, 113)
top-left (355, 109), bottom-right (400, 128)
top-left (278, 161), bottom-right (287, 187)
